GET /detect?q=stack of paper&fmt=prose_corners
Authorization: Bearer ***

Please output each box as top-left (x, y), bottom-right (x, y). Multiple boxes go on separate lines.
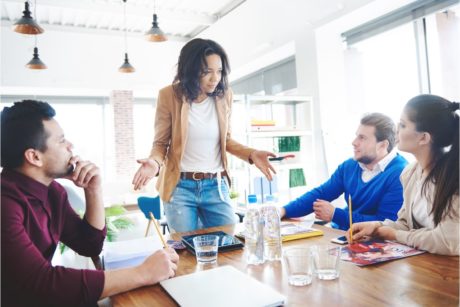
top-left (103, 236), bottom-right (162, 270)
top-left (236, 220), bottom-right (323, 242)
top-left (280, 221), bottom-right (323, 241)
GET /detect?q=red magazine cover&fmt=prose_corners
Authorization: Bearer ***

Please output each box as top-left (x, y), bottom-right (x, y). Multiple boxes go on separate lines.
top-left (341, 239), bottom-right (425, 266)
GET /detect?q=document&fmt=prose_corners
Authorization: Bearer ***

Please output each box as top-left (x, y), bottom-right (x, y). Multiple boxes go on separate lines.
top-left (160, 265), bottom-right (285, 307)
top-left (103, 236), bottom-right (163, 270)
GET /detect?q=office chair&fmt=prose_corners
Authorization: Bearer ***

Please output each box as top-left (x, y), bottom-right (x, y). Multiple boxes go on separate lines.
top-left (137, 196), bottom-right (169, 236)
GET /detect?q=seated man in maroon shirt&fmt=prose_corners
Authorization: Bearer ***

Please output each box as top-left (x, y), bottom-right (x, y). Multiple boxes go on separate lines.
top-left (1, 100), bottom-right (179, 307)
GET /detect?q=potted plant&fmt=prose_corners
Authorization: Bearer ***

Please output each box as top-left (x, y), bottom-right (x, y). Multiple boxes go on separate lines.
top-left (59, 205), bottom-right (134, 254)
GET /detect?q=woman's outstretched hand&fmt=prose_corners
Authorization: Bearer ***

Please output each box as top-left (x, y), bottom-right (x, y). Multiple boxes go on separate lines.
top-left (250, 150), bottom-right (277, 181)
top-left (132, 158), bottom-right (160, 190)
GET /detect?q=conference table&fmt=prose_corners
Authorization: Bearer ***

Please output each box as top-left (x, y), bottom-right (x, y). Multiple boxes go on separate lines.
top-left (111, 224), bottom-right (459, 306)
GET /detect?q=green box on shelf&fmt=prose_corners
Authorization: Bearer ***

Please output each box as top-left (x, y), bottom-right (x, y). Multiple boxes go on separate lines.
top-left (278, 136), bottom-right (300, 152)
top-left (289, 168), bottom-right (306, 188)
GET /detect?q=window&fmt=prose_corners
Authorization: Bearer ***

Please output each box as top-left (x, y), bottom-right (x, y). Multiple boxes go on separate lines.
top-left (425, 6), bottom-right (460, 102)
top-left (346, 22), bottom-right (419, 121)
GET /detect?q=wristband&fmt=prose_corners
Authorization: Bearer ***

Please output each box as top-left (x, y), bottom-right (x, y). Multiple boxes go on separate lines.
top-left (153, 159), bottom-right (161, 176)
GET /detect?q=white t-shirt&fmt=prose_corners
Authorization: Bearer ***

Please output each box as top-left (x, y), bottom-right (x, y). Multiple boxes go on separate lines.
top-left (180, 97), bottom-right (223, 172)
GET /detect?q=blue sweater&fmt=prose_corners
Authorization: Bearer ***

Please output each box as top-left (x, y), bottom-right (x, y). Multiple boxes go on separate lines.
top-left (284, 155), bottom-right (408, 230)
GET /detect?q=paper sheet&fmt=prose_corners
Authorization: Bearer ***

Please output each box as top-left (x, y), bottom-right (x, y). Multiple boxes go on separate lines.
top-left (103, 235), bottom-right (163, 270)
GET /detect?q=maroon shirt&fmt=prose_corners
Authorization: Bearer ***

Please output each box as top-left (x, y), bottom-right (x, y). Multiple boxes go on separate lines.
top-left (1, 169), bottom-right (106, 307)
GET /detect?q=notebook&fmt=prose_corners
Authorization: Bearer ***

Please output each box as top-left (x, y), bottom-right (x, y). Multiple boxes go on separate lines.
top-left (160, 265), bottom-right (285, 307)
top-left (103, 235), bottom-right (162, 270)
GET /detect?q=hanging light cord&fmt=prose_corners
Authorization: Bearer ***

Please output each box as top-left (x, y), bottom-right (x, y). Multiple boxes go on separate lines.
top-left (33, 0), bottom-right (37, 47)
top-left (123, 0), bottom-right (128, 53)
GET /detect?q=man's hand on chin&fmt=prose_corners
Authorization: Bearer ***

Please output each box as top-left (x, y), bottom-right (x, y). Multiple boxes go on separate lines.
top-left (65, 156), bottom-right (102, 191)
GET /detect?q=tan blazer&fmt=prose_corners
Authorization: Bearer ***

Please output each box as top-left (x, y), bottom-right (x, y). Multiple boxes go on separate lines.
top-left (149, 85), bottom-right (255, 202)
top-left (383, 162), bottom-right (459, 255)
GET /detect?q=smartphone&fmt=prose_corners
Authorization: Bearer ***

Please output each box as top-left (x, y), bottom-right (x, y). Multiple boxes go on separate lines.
top-left (330, 235), bottom-right (348, 245)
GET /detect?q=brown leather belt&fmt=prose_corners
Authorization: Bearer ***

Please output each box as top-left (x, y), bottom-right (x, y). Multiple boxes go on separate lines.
top-left (180, 171), bottom-right (228, 181)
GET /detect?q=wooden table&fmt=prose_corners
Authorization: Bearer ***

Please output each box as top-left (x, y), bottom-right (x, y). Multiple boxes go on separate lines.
top-left (112, 224), bottom-right (459, 306)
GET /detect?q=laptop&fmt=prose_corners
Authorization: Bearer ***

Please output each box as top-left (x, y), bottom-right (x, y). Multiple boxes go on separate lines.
top-left (160, 265), bottom-right (285, 307)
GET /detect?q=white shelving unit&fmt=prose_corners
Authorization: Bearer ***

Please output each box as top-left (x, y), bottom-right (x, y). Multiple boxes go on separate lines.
top-left (229, 95), bottom-right (316, 206)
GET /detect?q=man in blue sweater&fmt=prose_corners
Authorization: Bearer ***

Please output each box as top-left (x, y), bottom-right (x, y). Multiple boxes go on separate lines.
top-left (280, 113), bottom-right (408, 230)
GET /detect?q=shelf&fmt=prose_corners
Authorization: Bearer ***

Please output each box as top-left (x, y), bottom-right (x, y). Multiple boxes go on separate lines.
top-left (229, 94), bottom-right (315, 203)
top-left (248, 130), bottom-right (312, 138)
top-left (272, 163), bottom-right (307, 171)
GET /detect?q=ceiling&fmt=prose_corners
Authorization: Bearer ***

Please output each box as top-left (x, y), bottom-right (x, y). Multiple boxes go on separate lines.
top-left (1, 0), bottom-right (246, 41)
top-left (0, 0), bottom-right (379, 96)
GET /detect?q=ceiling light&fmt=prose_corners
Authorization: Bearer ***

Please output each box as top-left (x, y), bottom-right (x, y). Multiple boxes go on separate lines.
top-left (13, 1), bottom-right (44, 35)
top-left (26, 47), bottom-right (47, 69)
top-left (145, 0), bottom-right (167, 42)
top-left (119, 53), bottom-right (135, 73)
top-left (119, 0), bottom-right (135, 73)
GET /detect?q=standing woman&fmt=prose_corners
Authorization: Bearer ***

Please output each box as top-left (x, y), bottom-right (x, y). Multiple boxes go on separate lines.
top-left (133, 38), bottom-right (276, 232)
top-left (350, 94), bottom-right (459, 255)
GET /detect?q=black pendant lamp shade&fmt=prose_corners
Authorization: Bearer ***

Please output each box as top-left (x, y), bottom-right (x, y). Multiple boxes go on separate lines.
top-left (119, 53), bottom-right (135, 73)
top-left (13, 2), bottom-right (44, 35)
top-left (145, 13), bottom-right (167, 42)
top-left (26, 47), bottom-right (47, 69)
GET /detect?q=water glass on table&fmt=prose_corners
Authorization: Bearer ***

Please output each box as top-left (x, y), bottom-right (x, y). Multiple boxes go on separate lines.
top-left (312, 245), bottom-right (341, 280)
top-left (284, 247), bottom-right (314, 286)
top-left (193, 235), bottom-right (219, 264)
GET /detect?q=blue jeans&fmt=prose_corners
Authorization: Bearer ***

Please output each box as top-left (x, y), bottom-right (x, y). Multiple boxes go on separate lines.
top-left (163, 178), bottom-right (237, 232)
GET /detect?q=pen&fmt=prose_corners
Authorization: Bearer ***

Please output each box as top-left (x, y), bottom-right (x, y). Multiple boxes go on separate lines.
top-left (268, 154), bottom-right (295, 161)
top-left (348, 195), bottom-right (353, 244)
top-left (149, 212), bottom-right (167, 248)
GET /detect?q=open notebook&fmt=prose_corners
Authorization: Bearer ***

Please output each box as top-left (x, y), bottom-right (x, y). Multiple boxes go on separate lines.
top-left (160, 265), bottom-right (285, 307)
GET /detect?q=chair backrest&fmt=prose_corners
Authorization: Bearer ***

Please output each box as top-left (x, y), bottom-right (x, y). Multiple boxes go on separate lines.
top-left (137, 196), bottom-right (161, 220)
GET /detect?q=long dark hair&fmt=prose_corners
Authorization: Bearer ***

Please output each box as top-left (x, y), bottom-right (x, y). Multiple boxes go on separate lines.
top-left (405, 94), bottom-right (459, 226)
top-left (173, 38), bottom-right (230, 103)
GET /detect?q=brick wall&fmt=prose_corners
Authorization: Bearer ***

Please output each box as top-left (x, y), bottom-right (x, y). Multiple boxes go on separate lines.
top-left (110, 90), bottom-right (135, 176)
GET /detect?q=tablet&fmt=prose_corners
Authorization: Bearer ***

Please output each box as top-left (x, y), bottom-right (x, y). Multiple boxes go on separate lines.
top-left (181, 231), bottom-right (244, 254)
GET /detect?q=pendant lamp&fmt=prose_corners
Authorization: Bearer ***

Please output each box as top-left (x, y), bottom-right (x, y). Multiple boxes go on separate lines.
top-left (119, 53), bottom-right (135, 73)
top-left (13, 1), bottom-right (44, 35)
top-left (26, 46), bottom-right (47, 69)
top-left (145, 0), bottom-right (167, 42)
top-left (119, 0), bottom-right (135, 73)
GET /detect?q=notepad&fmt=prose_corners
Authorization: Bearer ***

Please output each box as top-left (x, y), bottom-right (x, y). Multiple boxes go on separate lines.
top-left (103, 236), bottom-right (162, 270)
top-left (160, 266), bottom-right (285, 307)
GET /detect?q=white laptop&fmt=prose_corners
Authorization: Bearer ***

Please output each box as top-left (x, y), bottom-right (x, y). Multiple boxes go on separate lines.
top-left (160, 265), bottom-right (285, 307)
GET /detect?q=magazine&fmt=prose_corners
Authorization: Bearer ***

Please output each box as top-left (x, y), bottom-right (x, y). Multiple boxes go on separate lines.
top-left (341, 239), bottom-right (425, 266)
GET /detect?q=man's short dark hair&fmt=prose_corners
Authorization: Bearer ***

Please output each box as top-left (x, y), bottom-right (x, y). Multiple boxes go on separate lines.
top-left (360, 113), bottom-right (396, 153)
top-left (1, 100), bottom-right (56, 169)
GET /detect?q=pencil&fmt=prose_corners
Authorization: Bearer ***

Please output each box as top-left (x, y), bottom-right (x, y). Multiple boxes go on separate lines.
top-left (348, 195), bottom-right (353, 244)
top-left (149, 212), bottom-right (167, 248)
